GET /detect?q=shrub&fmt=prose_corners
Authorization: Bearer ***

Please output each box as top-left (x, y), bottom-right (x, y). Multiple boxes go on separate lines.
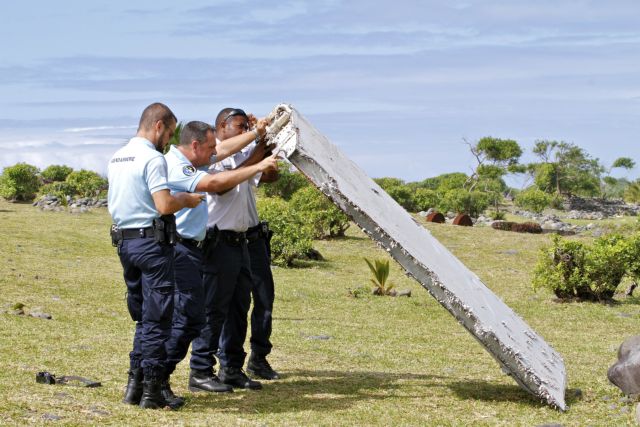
top-left (0, 163), bottom-right (41, 201)
top-left (413, 188), bottom-right (439, 212)
top-left (260, 162), bottom-right (310, 200)
top-left (290, 186), bottom-right (349, 239)
top-left (39, 182), bottom-right (76, 200)
top-left (532, 234), bottom-right (629, 301)
top-left (439, 189), bottom-right (489, 217)
top-left (384, 185), bottom-right (416, 211)
top-left (257, 197), bottom-right (314, 266)
top-left (66, 170), bottom-right (107, 198)
top-left (515, 187), bottom-right (552, 213)
top-left (41, 165), bottom-right (73, 182)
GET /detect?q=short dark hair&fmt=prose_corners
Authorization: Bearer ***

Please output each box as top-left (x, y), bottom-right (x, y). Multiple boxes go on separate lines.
top-left (214, 107), bottom-right (247, 129)
top-left (138, 102), bottom-right (177, 131)
top-left (180, 121), bottom-right (214, 146)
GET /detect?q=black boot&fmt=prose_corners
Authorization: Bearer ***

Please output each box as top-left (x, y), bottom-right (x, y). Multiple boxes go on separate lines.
top-left (247, 353), bottom-right (280, 380)
top-left (139, 373), bottom-right (169, 410)
top-left (122, 368), bottom-right (143, 405)
top-left (219, 366), bottom-right (262, 390)
top-left (188, 369), bottom-right (233, 393)
top-left (161, 379), bottom-right (185, 409)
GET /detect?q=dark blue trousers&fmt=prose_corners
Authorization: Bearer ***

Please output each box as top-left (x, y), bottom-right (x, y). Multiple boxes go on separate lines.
top-left (118, 237), bottom-right (175, 377)
top-left (164, 242), bottom-right (205, 377)
top-left (190, 237), bottom-right (252, 371)
top-left (248, 235), bottom-right (274, 357)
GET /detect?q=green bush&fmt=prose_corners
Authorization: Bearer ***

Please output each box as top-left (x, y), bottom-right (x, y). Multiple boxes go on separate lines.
top-left (39, 182), bottom-right (76, 200)
top-left (290, 186), bottom-right (350, 239)
top-left (384, 185), bottom-right (416, 211)
top-left (515, 187), bottom-right (552, 213)
top-left (41, 165), bottom-right (73, 182)
top-left (257, 197), bottom-right (314, 266)
top-left (412, 188), bottom-right (439, 212)
top-left (260, 162), bottom-right (310, 200)
top-left (374, 178), bottom-right (416, 211)
top-left (66, 170), bottom-right (107, 198)
top-left (0, 163), bottom-right (41, 201)
top-left (532, 234), bottom-right (629, 301)
top-left (438, 189), bottom-right (489, 217)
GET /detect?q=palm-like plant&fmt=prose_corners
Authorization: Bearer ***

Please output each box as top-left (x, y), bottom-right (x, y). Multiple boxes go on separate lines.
top-left (364, 258), bottom-right (394, 295)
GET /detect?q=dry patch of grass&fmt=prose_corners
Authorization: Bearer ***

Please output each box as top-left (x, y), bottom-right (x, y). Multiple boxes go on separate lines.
top-left (0, 199), bottom-right (637, 425)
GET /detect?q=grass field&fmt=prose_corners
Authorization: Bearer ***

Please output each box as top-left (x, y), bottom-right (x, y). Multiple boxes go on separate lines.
top-left (1, 199), bottom-right (638, 426)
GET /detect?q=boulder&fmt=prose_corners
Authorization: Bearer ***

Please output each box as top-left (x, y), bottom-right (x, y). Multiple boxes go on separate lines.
top-left (608, 335), bottom-right (640, 396)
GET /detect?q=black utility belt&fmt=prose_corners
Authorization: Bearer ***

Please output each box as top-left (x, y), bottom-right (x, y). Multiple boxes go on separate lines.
top-left (111, 215), bottom-right (177, 247)
top-left (113, 227), bottom-right (155, 240)
top-left (177, 236), bottom-right (204, 249)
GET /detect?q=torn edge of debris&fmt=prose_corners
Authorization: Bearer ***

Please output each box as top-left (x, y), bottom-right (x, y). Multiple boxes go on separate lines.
top-left (266, 103), bottom-right (567, 411)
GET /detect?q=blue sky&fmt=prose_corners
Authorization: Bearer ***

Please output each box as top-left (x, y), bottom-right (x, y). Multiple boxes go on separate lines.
top-left (1, 0), bottom-right (639, 184)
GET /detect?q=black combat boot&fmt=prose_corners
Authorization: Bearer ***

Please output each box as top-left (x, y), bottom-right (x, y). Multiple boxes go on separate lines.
top-left (188, 369), bottom-right (233, 393)
top-left (219, 366), bottom-right (262, 390)
top-left (139, 371), bottom-right (170, 410)
top-left (122, 368), bottom-right (143, 405)
top-left (247, 353), bottom-right (280, 380)
top-left (161, 378), bottom-right (185, 409)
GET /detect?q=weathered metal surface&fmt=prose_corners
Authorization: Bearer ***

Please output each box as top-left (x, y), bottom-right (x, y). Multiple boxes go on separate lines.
top-left (426, 211), bottom-right (445, 223)
top-left (453, 213), bottom-right (473, 226)
top-left (267, 104), bottom-right (567, 410)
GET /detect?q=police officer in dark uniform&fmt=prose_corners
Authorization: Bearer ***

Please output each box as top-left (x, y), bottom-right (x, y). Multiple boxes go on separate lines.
top-left (107, 103), bottom-right (203, 409)
top-left (162, 120), bottom-right (277, 400)
top-left (189, 108), bottom-right (281, 390)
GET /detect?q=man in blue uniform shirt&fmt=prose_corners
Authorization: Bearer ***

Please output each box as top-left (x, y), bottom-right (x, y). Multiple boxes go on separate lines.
top-left (107, 103), bottom-right (203, 410)
top-left (163, 120), bottom-right (278, 402)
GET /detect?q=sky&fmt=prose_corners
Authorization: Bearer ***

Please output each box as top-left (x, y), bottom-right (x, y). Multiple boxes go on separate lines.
top-left (1, 0), bottom-right (639, 185)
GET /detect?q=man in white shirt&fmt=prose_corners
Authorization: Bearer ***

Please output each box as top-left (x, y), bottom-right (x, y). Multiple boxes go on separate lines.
top-left (190, 108), bottom-right (275, 390)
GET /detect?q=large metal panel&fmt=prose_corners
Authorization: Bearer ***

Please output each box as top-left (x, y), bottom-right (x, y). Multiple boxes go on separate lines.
top-left (268, 105), bottom-right (566, 410)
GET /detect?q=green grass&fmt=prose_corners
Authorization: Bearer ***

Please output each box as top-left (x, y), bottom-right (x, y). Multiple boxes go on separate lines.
top-left (1, 199), bottom-right (638, 426)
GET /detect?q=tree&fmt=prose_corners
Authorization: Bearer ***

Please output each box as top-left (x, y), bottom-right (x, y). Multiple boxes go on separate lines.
top-left (529, 140), bottom-right (603, 197)
top-left (601, 157), bottom-right (635, 199)
top-left (0, 163), bottom-right (41, 201)
top-left (41, 165), bottom-right (73, 182)
top-left (465, 137), bottom-right (523, 216)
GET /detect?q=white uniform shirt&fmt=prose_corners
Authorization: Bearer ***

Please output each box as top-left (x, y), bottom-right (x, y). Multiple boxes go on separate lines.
top-left (108, 137), bottom-right (169, 229)
top-left (165, 145), bottom-right (208, 241)
top-left (206, 141), bottom-right (261, 232)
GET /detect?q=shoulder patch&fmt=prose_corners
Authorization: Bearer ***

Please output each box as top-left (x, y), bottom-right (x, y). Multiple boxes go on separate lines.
top-left (182, 165), bottom-right (196, 176)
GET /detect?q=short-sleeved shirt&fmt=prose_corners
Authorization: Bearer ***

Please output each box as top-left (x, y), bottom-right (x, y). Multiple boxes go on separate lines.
top-left (206, 141), bottom-right (261, 232)
top-left (165, 145), bottom-right (208, 241)
top-left (108, 137), bottom-right (169, 229)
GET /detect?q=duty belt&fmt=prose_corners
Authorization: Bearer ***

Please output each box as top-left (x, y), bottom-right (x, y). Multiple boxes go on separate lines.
top-left (114, 227), bottom-right (154, 240)
top-left (177, 236), bottom-right (204, 249)
top-left (219, 229), bottom-right (247, 246)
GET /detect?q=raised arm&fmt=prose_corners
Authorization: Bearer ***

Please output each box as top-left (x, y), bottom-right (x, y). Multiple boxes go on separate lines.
top-left (196, 153), bottom-right (278, 194)
top-left (214, 118), bottom-right (268, 162)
